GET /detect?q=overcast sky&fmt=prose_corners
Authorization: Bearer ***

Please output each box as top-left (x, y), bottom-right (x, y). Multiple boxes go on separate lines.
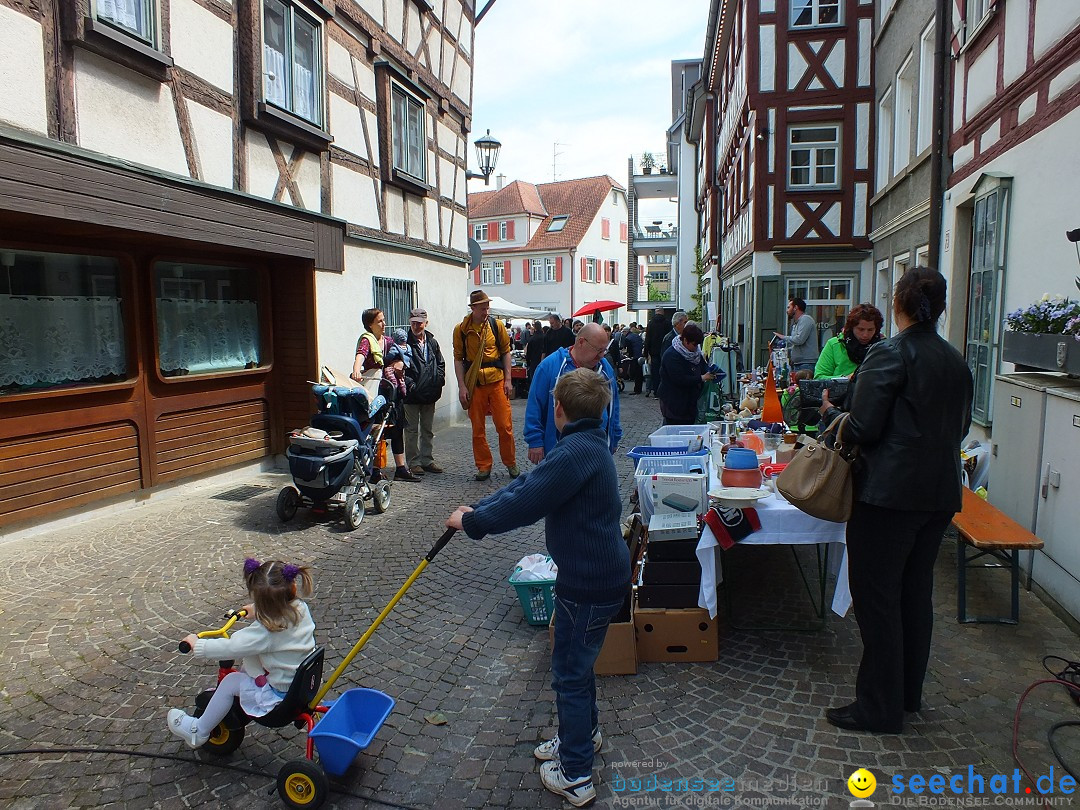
top-left (466, 0), bottom-right (710, 224)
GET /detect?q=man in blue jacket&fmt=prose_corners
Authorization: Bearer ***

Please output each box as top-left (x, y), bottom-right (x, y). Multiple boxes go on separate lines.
top-left (524, 322), bottom-right (622, 464)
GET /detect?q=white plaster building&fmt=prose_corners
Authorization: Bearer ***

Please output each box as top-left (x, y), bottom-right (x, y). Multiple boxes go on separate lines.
top-left (0, 0), bottom-right (478, 528)
top-left (467, 176), bottom-right (630, 323)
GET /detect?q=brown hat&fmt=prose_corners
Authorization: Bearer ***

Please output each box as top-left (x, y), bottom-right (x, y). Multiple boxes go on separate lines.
top-left (409, 308), bottom-right (428, 323)
top-left (469, 290), bottom-right (491, 306)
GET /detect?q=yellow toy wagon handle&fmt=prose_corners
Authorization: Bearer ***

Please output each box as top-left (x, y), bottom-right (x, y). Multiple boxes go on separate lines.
top-left (178, 608), bottom-right (249, 653)
top-left (311, 528), bottom-right (457, 708)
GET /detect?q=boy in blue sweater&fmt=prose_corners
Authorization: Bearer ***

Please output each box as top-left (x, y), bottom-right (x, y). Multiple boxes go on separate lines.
top-left (447, 368), bottom-right (630, 807)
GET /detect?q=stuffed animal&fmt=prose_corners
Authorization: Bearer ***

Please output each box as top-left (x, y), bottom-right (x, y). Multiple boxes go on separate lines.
top-left (740, 395), bottom-right (759, 412)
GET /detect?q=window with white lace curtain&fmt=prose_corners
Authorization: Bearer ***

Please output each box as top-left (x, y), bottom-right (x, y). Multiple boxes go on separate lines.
top-left (392, 82), bottom-right (428, 183)
top-left (96, 0), bottom-right (156, 45)
top-left (0, 250), bottom-right (128, 395)
top-left (262, 0), bottom-right (322, 126)
top-left (153, 262), bottom-right (264, 377)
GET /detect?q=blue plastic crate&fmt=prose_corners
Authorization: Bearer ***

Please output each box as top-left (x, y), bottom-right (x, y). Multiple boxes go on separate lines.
top-left (310, 688), bottom-right (395, 776)
top-left (626, 445), bottom-right (709, 464)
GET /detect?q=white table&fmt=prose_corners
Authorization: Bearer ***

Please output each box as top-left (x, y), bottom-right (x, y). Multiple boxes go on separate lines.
top-left (695, 466), bottom-right (851, 625)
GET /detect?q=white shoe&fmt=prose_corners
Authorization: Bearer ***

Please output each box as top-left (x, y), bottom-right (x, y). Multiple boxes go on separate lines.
top-left (540, 761), bottom-right (596, 806)
top-left (167, 708), bottom-right (210, 749)
top-left (533, 728), bottom-right (602, 761)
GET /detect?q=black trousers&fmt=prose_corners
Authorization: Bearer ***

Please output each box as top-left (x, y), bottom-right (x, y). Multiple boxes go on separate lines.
top-left (846, 501), bottom-right (954, 731)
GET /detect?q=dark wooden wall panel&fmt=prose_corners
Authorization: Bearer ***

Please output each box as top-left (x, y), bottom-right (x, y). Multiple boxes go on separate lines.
top-left (272, 266), bottom-right (317, 443)
top-left (154, 400), bottom-right (270, 481)
top-left (0, 423), bottom-right (142, 527)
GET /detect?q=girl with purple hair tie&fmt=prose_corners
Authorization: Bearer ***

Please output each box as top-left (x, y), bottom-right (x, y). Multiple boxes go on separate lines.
top-left (166, 558), bottom-right (316, 749)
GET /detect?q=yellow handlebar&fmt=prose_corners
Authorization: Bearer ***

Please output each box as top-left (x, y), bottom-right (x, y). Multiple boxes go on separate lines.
top-left (178, 608), bottom-right (248, 653)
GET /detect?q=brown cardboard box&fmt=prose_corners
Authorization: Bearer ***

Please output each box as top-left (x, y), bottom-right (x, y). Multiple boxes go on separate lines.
top-left (548, 601), bottom-right (637, 676)
top-left (634, 607), bottom-right (718, 663)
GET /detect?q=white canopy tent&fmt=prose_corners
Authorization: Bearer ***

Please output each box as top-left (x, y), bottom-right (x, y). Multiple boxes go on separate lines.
top-left (483, 296), bottom-right (551, 319)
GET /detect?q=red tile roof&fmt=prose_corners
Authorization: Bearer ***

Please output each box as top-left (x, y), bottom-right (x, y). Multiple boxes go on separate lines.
top-left (468, 175), bottom-right (625, 252)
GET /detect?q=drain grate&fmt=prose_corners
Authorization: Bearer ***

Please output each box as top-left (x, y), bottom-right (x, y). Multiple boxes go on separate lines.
top-left (211, 484), bottom-right (273, 502)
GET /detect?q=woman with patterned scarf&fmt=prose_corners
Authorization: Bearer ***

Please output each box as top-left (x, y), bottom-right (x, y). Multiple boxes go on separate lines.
top-left (656, 322), bottom-right (717, 426)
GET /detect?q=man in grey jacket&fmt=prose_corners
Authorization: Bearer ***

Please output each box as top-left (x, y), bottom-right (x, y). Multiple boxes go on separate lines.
top-left (775, 297), bottom-right (819, 371)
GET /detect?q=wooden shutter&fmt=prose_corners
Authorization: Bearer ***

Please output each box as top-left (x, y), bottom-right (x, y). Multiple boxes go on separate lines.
top-left (523, 259), bottom-right (530, 284)
top-left (556, 257), bottom-right (563, 282)
top-left (474, 266), bottom-right (481, 285)
top-left (620, 222), bottom-right (628, 242)
top-left (581, 258), bottom-right (587, 281)
top-left (612, 260), bottom-right (618, 284)
top-left (602, 218), bottom-right (610, 239)
top-left (507, 220), bottom-right (515, 239)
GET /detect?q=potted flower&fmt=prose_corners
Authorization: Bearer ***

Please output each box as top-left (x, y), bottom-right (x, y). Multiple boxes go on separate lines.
top-left (641, 152), bottom-right (655, 175)
top-left (1002, 294), bottom-right (1080, 373)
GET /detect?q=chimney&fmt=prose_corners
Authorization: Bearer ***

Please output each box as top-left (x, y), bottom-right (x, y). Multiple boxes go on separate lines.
top-left (496, 173), bottom-right (506, 190)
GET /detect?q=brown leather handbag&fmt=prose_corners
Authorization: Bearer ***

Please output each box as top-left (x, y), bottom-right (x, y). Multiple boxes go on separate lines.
top-left (776, 413), bottom-right (856, 523)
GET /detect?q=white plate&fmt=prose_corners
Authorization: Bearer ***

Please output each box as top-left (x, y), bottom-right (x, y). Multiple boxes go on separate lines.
top-left (707, 487), bottom-right (773, 508)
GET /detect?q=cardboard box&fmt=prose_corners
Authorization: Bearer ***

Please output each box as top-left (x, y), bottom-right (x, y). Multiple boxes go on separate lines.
top-left (634, 607), bottom-right (718, 663)
top-left (647, 512), bottom-right (700, 541)
top-left (636, 584), bottom-right (700, 609)
top-left (548, 592), bottom-right (637, 675)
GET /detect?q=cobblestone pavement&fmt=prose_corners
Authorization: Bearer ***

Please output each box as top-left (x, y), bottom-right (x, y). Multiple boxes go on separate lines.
top-left (1, 391), bottom-right (1078, 810)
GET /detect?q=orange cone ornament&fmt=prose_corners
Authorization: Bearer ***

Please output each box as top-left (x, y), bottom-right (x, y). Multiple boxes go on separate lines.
top-left (761, 360), bottom-right (784, 423)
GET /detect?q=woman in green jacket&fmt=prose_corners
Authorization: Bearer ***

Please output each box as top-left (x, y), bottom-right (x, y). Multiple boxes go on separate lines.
top-left (814, 303), bottom-right (884, 379)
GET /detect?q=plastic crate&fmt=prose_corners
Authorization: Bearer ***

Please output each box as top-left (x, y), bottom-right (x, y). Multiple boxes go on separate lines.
top-left (626, 445), bottom-right (709, 464)
top-left (649, 424), bottom-right (707, 451)
top-left (509, 566), bottom-right (556, 626)
top-left (634, 455), bottom-right (709, 525)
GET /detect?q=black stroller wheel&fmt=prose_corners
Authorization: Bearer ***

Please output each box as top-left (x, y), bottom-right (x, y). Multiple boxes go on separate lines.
top-left (344, 495), bottom-right (365, 529)
top-left (371, 480), bottom-right (392, 514)
top-left (276, 487), bottom-right (300, 522)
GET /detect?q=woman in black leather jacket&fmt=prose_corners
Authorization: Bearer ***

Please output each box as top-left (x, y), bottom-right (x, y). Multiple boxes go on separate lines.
top-left (819, 267), bottom-right (973, 734)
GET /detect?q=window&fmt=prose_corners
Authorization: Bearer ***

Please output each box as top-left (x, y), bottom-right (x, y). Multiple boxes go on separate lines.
top-left (97, 0), bottom-right (156, 45)
top-left (916, 23), bottom-right (935, 154)
top-left (968, 0), bottom-right (992, 29)
top-left (530, 258), bottom-right (545, 283)
top-left (586, 258), bottom-right (597, 283)
top-left (876, 89), bottom-right (893, 191)
top-left (373, 277), bottom-right (416, 333)
top-left (790, 0), bottom-right (841, 29)
top-left (878, 0), bottom-right (896, 28)
top-left (391, 82), bottom-right (427, 183)
top-left (474, 223), bottom-right (488, 242)
top-left (499, 221), bottom-right (508, 240)
top-left (545, 258), bottom-right (557, 282)
top-left (263, 0), bottom-right (322, 126)
top-left (154, 262), bottom-right (263, 377)
top-left (607, 260), bottom-right (618, 284)
top-left (916, 244), bottom-right (930, 266)
top-left (966, 184), bottom-right (1010, 425)
top-left (894, 56), bottom-right (915, 175)
top-left (480, 262), bottom-right (505, 285)
top-left (786, 277), bottom-right (854, 342)
top-left (547, 216), bottom-right (568, 233)
top-left (611, 189), bottom-right (620, 205)
top-left (788, 125), bottom-right (840, 190)
top-left (1, 250), bottom-right (128, 395)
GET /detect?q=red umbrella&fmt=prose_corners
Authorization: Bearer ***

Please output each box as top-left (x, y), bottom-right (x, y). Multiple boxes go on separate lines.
top-left (572, 300), bottom-right (625, 317)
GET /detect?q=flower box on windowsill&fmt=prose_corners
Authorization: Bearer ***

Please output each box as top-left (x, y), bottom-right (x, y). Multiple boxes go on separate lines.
top-left (1002, 331), bottom-right (1080, 375)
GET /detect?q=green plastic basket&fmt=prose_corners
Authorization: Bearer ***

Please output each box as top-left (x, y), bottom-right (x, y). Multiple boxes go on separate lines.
top-left (509, 566), bottom-right (556, 626)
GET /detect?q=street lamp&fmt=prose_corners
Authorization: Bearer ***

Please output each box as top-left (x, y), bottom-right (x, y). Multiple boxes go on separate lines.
top-left (466, 129), bottom-right (501, 184)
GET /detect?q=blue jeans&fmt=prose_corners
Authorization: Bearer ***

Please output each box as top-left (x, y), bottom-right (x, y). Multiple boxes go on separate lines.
top-left (551, 594), bottom-right (623, 779)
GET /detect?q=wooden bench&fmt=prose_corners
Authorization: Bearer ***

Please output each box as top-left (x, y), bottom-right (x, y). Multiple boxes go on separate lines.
top-left (952, 487), bottom-right (1044, 624)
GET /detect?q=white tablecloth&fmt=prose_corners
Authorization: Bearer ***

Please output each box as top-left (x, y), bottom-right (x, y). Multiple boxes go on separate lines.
top-left (695, 485), bottom-right (851, 620)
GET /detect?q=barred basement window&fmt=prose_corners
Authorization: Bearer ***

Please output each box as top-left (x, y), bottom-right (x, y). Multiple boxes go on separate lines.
top-left (373, 277), bottom-right (417, 333)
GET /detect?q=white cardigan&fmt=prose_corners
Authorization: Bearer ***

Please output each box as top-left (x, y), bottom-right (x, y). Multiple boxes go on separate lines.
top-left (193, 601), bottom-right (316, 691)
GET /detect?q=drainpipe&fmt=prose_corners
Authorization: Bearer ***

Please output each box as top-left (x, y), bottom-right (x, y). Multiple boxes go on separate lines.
top-left (568, 248), bottom-right (576, 318)
top-left (928, 0), bottom-right (951, 265)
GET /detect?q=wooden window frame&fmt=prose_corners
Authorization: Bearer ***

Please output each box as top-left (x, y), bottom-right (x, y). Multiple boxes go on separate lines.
top-left (61, 0), bottom-right (174, 83)
top-left (474, 223), bottom-right (488, 242)
top-left (787, 123), bottom-right (841, 191)
top-left (375, 61), bottom-right (432, 196)
top-left (789, 0), bottom-right (842, 31)
top-left (149, 258), bottom-right (274, 386)
top-left (239, 0), bottom-right (333, 153)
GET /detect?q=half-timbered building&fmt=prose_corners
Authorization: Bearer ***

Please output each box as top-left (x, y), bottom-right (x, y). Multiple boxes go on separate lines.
top-left (938, 0), bottom-right (1080, 431)
top-left (0, 0), bottom-right (477, 530)
top-left (697, 0), bottom-right (875, 367)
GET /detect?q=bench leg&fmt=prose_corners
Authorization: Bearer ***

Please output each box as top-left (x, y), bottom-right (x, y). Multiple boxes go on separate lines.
top-left (957, 541), bottom-right (968, 623)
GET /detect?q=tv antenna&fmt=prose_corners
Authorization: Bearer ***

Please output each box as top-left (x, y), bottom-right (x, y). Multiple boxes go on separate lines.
top-left (553, 142), bottom-right (569, 181)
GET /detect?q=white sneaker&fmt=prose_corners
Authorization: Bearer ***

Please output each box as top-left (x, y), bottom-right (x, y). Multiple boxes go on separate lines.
top-left (540, 761), bottom-right (596, 806)
top-left (167, 708), bottom-right (210, 749)
top-left (533, 728), bottom-right (602, 761)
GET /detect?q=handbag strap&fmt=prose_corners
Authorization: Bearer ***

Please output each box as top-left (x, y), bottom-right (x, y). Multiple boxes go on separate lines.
top-left (820, 412), bottom-right (856, 457)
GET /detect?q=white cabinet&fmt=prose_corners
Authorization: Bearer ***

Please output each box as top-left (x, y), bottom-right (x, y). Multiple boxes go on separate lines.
top-left (1032, 386), bottom-right (1080, 621)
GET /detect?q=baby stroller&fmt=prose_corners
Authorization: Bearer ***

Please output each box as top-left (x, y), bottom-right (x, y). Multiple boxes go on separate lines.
top-left (276, 381), bottom-right (395, 529)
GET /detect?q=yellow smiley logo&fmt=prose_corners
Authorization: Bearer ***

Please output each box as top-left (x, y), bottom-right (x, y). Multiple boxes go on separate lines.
top-left (847, 768), bottom-right (877, 798)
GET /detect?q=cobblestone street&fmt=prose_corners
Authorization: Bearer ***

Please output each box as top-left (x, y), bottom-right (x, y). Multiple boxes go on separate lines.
top-left (1, 392), bottom-right (1078, 810)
